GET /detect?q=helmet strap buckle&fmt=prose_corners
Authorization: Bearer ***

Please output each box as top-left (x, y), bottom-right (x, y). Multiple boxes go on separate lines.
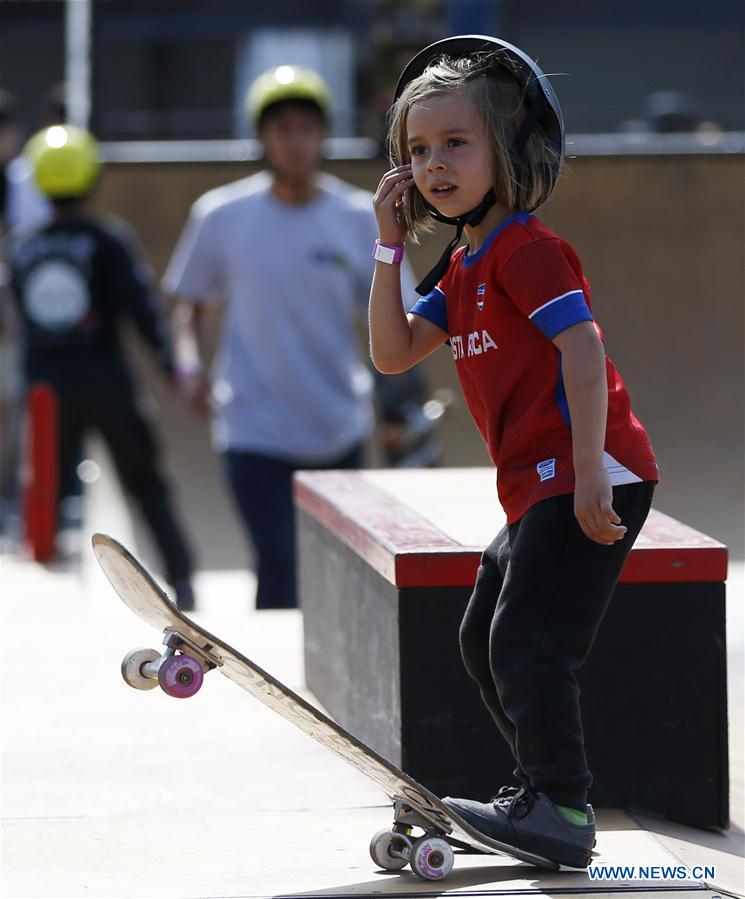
top-left (415, 189), bottom-right (496, 295)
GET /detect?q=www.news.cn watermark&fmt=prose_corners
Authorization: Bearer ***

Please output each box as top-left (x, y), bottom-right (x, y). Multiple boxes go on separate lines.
top-left (587, 864), bottom-right (717, 881)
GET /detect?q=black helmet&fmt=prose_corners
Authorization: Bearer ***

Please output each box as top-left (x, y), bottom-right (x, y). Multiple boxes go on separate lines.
top-left (393, 35), bottom-right (565, 295)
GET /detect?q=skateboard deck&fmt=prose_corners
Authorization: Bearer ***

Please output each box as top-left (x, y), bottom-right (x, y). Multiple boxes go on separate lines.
top-left (92, 532), bottom-right (558, 881)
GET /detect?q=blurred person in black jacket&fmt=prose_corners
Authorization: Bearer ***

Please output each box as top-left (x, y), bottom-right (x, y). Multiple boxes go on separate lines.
top-left (11, 124), bottom-right (196, 607)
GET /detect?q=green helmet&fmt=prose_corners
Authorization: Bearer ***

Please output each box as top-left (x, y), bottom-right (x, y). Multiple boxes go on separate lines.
top-left (25, 124), bottom-right (101, 200)
top-left (246, 65), bottom-right (331, 128)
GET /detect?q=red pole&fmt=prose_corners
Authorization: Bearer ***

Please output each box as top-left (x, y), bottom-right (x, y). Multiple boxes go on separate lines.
top-left (23, 383), bottom-right (59, 562)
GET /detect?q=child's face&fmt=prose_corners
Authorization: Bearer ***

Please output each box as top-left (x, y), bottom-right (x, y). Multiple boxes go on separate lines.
top-left (406, 92), bottom-right (493, 218)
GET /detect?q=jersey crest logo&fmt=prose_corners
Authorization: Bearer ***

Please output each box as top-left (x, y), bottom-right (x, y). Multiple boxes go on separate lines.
top-left (476, 283), bottom-right (486, 311)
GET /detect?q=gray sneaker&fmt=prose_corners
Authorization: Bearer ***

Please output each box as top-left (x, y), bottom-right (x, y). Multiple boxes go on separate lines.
top-left (442, 786), bottom-right (595, 868)
top-left (491, 785), bottom-right (595, 826)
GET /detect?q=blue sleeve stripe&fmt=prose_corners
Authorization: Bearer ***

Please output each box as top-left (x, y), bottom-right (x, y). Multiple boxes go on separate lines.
top-left (410, 286), bottom-right (448, 334)
top-left (529, 290), bottom-right (593, 339)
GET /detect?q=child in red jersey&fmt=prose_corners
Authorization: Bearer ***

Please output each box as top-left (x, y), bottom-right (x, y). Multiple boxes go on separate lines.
top-left (369, 37), bottom-right (658, 868)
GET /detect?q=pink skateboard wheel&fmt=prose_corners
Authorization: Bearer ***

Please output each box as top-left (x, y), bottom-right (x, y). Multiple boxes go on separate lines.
top-left (158, 654), bottom-right (204, 698)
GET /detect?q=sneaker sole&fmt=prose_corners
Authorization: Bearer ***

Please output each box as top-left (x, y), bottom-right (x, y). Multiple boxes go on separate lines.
top-left (507, 830), bottom-right (594, 868)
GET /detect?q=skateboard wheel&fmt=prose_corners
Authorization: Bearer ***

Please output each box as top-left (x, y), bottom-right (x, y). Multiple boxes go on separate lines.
top-left (158, 654), bottom-right (204, 698)
top-left (121, 648), bottom-right (161, 690)
top-left (409, 835), bottom-right (454, 881)
top-left (369, 828), bottom-right (409, 871)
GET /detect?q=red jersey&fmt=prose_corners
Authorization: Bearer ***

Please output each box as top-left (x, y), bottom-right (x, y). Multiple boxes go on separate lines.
top-left (410, 211), bottom-right (659, 523)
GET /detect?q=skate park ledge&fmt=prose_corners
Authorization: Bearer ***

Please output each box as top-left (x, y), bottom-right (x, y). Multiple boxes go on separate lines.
top-left (294, 468), bottom-right (729, 831)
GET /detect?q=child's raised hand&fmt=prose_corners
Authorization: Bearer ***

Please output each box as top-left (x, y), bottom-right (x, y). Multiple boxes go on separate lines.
top-left (373, 165), bottom-right (414, 247)
top-left (573, 468), bottom-right (628, 545)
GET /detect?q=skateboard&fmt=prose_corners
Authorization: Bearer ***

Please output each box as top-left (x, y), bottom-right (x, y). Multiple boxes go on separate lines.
top-left (92, 532), bottom-right (557, 882)
top-left (23, 384), bottom-right (58, 562)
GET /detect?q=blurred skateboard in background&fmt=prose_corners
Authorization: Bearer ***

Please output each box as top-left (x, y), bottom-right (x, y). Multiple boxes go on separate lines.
top-left (374, 368), bottom-right (453, 468)
top-left (23, 383), bottom-right (58, 561)
top-left (93, 532), bottom-right (557, 882)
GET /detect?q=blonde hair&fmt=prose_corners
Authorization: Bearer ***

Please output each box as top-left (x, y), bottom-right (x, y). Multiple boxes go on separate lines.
top-left (388, 52), bottom-right (561, 242)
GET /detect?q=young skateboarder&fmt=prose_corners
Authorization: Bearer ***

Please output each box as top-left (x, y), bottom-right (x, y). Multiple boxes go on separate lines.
top-left (369, 36), bottom-right (659, 867)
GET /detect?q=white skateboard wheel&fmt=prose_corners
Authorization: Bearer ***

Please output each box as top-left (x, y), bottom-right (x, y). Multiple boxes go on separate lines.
top-left (369, 828), bottom-right (409, 871)
top-left (409, 835), bottom-right (454, 881)
top-left (121, 648), bottom-right (161, 690)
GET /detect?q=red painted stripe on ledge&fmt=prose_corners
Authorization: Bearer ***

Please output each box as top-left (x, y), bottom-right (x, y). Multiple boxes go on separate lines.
top-left (294, 471), bottom-right (728, 588)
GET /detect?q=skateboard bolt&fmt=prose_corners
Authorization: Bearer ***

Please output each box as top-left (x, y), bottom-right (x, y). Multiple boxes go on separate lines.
top-left (429, 851), bottom-right (444, 867)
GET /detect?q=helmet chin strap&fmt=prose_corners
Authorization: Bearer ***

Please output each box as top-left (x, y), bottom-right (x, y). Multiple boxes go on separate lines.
top-left (415, 188), bottom-right (496, 296)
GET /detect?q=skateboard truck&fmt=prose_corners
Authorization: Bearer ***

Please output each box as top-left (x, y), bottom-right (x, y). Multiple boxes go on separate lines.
top-left (368, 797), bottom-right (457, 880)
top-left (120, 629), bottom-right (222, 699)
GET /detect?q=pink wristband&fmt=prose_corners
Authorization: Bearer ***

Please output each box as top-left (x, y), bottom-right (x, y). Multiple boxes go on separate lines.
top-left (373, 240), bottom-right (404, 264)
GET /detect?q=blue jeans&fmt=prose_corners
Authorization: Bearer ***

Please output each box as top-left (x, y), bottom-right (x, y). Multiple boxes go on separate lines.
top-left (224, 443), bottom-right (365, 609)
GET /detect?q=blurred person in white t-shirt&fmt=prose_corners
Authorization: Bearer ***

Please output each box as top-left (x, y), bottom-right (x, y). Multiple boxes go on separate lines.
top-left (164, 66), bottom-right (419, 609)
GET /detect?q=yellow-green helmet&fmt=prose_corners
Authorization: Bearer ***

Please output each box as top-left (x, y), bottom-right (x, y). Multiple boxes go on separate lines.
top-left (245, 65), bottom-right (331, 128)
top-left (25, 124), bottom-right (101, 199)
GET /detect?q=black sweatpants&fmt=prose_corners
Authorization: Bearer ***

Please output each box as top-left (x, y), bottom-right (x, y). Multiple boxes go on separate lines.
top-left (52, 379), bottom-right (193, 584)
top-left (459, 481), bottom-right (655, 811)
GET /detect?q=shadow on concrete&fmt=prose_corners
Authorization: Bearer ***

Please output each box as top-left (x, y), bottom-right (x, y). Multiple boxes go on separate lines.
top-left (274, 862), bottom-right (557, 898)
top-left (272, 861), bottom-right (708, 899)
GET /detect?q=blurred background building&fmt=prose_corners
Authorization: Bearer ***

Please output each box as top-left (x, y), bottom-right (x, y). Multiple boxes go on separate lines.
top-left (2, 0), bottom-right (744, 141)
